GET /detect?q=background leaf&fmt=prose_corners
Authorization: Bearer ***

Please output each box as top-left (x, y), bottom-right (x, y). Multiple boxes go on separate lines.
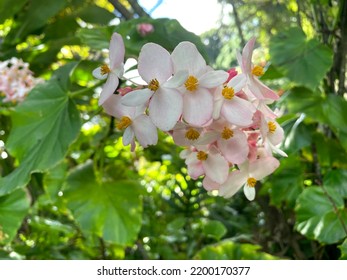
top-left (64, 162), bottom-right (143, 246)
top-left (295, 187), bottom-right (347, 244)
top-left (0, 77), bottom-right (81, 196)
top-left (0, 189), bottom-right (30, 245)
top-left (269, 27), bottom-right (333, 88)
top-left (194, 240), bottom-right (277, 260)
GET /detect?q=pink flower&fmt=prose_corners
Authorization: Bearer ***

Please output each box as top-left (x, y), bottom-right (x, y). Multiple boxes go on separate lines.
top-left (102, 94), bottom-right (158, 150)
top-left (137, 23), bottom-right (154, 37)
top-left (171, 42), bottom-right (229, 126)
top-left (260, 117), bottom-right (287, 157)
top-left (226, 68), bottom-right (238, 83)
top-left (93, 33), bottom-right (125, 105)
top-left (237, 38), bottom-right (278, 101)
top-left (121, 43), bottom-right (186, 131)
top-left (213, 74), bottom-right (256, 126)
top-left (0, 57), bottom-right (42, 103)
top-left (181, 146), bottom-right (229, 185)
top-left (171, 122), bottom-right (217, 147)
top-left (208, 119), bottom-right (249, 165)
top-left (219, 156), bottom-right (280, 200)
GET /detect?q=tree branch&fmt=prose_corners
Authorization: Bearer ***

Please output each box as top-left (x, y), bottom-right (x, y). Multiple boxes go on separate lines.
top-left (128, 0), bottom-right (150, 17)
top-left (108, 0), bottom-right (134, 20)
top-left (228, 0), bottom-right (246, 47)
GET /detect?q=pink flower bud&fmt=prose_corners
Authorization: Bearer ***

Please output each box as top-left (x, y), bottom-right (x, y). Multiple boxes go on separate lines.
top-left (136, 23), bottom-right (154, 37)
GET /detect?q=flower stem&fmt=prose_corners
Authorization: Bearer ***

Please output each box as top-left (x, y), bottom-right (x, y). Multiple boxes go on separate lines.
top-left (68, 80), bottom-right (104, 99)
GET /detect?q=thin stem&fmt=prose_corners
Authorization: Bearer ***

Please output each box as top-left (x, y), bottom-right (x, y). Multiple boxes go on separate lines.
top-left (68, 80), bottom-right (104, 99)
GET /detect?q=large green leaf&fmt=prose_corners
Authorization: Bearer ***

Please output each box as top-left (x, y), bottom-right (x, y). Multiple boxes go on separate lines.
top-left (0, 0), bottom-right (27, 23)
top-left (270, 27), bottom-right (333, 88)
top-left (194, 240), bottom-right (277, 260)
top-left (79, 18), bottom-right (209, 61)
top-left (77, 5), bottom-right (115, 25)
top-left (267, 156), bottom-right (304, 208)
top-left (295, 187), bottom-right (347, 244)
top-left (0, 189), bottom-right (30, 245)
top-left (202, 220), bottom-right (227, 240)
top-left (5, 0), bottom-right (67, 44)
top-left (324, 170), bottom-right (347, 199)
top-left (339, 239), bottom-right (347, 260)
top-left (0, 75), bottom-right (81, 196)
top-left (64, 163), bottom-right (143, 246)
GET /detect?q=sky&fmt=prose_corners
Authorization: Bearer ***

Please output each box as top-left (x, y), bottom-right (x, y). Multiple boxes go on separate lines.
top-left (138, 0), bottom-right (223, 35)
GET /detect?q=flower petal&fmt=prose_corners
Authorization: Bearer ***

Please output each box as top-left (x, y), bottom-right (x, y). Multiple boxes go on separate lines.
top-left (242, 37), bottom-right (256, 73)
top-left (199, 70), bottom-right (228, 88)
top-left (217, 129), bottom-right (249, 164)
top-left (183, 88), bottom-right (213, 126)
top-left (268, 121), bottom-right (284, 145)
top-left (149, 88), bottom-right (183, 131)
top-left (132, 115), bottom-right (158, 148)
top-left (92, 66), bottom-right (108, 80)
top-left (227, 73), bottom-right (246, 92)
top-left (164, 70), bottom-right (189, 88)
top-left (98, 73), bottom-right (119, 105)
top-left (219, 170), bottom-right (248, 198)
top-left (221, 96), bottom-right (256, 127)
top-left (109, 33), bottom-right (125, 70)
top-left (203, 176), bottom-right (221, 191)
top-left (122, 127), bottom-right (134, 146)
top-left (249, 77), bottom-right (279, 100)
top-left (171, 41), bottom-right (206, 76)
top-left (202, 150), bottom-right (229, 184)
top-left (138, 43), bottom-right (173, 84)
top-left (249, 157), bottom-right (280, 180)
top-left (243, 185), bottom-right (256, 201)
top-left (121, 88), bottom-right (153, 107)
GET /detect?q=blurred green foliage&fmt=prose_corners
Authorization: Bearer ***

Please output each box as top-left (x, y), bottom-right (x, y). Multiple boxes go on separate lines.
top-left (1, 0), bottom-right (347, 260)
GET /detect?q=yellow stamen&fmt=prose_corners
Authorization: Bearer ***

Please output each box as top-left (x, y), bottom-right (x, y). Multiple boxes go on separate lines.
top-left (247, 177), bottom-right (257, 188)
top-left (221, 127), bottom-right (234, 139)
top-left (185, 75), bottom-right (199, 92)
top-left (116, 116), bottom-right (132, 130)
top-left (222, 86), bottom-right (235, 100)
top-left (252, 65), bottom-right (264, 77)
top-left (100, 64), bottom-right (111, 75)
top-left (268, 121), bottom-right (276, 134)
top-left (185, 128), bottom-right (200, 140)
top-left (197, 151), bottom-right (208, 161)
top-left (148, 78), bottom-right (159, 91)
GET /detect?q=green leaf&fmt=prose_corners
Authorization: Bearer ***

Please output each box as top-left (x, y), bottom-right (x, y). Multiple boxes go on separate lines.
top-left (295, 187), bottom-right (347, 244)
top-left (0, 189), bottom-right (30, 245)
top-left (324, 170), bottom-right (347, 199)
top-left (0, 78), bottom-right (81, 196)
top-left (79, 18), bottom-right (209, 61)
top-left (5, 0), bottom-right (67, 44)
top-left (194, 240), bottom-right (277, 260)
top-left (202, 220), bottom-right (227, 240)
top-left (339, 239), bottom-right (347, 260)
top-left (64, 162), bottom-right (143, 246)
top-left (77, 27), bottom-right (114, 50)
top-left (270, 27), bottom-right (333, 88)
top-left (322, 95), bottom-right (347, 152)
top-left (43, 161), bottom-right (68, 202)
top-left (0, 0), bottom-right (27, 23)
top-left (267, 156), bottom-right (304, 208)
top-left (283, 87), bottom-right (326, 123)
top-left (77, 5), bottom-right (115, 25)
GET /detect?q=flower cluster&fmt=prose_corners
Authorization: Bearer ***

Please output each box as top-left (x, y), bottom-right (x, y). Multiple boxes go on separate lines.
top-left (94, 33), bottom-right (287, 201)
top-left (0, 57), bottom-right (42, 103)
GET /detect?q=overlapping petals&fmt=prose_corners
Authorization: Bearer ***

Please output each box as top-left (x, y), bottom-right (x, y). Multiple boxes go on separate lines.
top-left (93, 33), bottom-right (125, 105)
top-left (98, 35), bottom-right (286, 201)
